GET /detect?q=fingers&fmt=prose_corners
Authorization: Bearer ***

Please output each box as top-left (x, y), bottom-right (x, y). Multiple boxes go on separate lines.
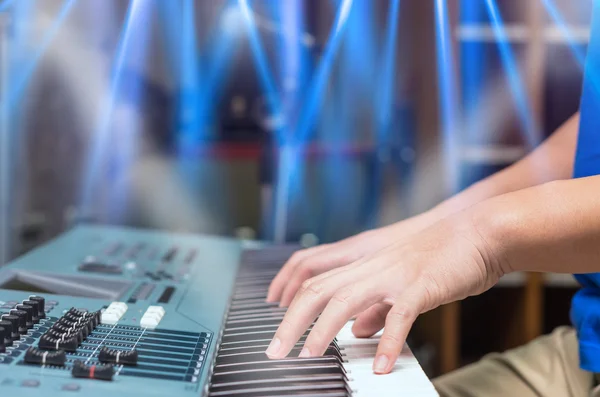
top-left (301, 280), bottom-right (382, 357)
top-left (373, 294), bottom-right (422, 374)
top-left (266, 263), bottom-right (373, 359)
top-left (266, 245), bottom-right (328, 303)
top-left (277, 245), bottom-right (362, 307)
top-left (351, 302), bottom-right (392, 338)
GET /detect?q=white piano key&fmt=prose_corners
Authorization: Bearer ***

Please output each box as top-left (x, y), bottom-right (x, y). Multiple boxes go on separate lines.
top-left (337, 321), bottom-right (439, 396)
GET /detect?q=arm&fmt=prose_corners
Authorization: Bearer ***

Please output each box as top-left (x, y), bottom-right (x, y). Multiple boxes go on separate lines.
top-left (266, 174), bottom-right (600, 374)
top-left (425, 112), bottom-right (579, 219)
top-left (267, 113), bottom-right (580, 305)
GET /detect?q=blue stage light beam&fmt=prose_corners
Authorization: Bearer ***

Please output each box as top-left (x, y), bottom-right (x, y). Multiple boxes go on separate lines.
top-left (272, 0), bottom-right (353, 242)
top-left (106, 1), bottom-right (153, 223)
top-left (358, 0), bottom-right (401, 229)
top-left (0, 0), bottom-right (16, 12)
top-left (7, 0), bottom-right (77, 110)
top-left (540, 0), bottom-right (586, 68)
top-left (238, 0), bottom-right (283, 138)
top-left (376, 0), bottom-right (401, 140)
top-left (176, 0), bottom-right (201, 156)
top-left (435, 0), bottom-right (460, 194)
top-left (80, 0), bottom-right (149, 217)
top-left (194, 2), bottom-right (241, 144)
top-left (292, 0), bottom-right (353, 146)
top-left (484, 0), bottom-right (542, 148)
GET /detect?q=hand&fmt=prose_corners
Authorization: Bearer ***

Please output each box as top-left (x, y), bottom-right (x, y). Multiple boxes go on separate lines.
top-left (267, 215), bottom-right (434, 306)
top-left (265, 215), bottom-right (507, 374)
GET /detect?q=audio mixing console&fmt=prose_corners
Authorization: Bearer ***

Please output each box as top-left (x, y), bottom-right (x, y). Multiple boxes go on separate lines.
top-left (0, 225), bottom-right (438, 396)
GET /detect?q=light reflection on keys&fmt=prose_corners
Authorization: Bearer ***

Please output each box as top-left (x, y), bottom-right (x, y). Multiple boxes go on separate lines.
top-left (207, 246), bottom-right (438, 396)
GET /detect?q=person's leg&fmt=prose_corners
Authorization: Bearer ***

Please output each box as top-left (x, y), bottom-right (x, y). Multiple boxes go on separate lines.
top-left (434, 327), bottom-right (593, 397)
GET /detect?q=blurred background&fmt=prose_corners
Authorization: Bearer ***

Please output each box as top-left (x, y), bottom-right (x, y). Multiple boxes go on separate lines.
top-left (0, 0), bottom-right (591, 378)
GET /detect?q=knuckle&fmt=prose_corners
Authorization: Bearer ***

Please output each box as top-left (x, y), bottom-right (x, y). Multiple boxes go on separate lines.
top-left (380, 332), bottom-right (402, 346)
top-left (299, 279), bottom-right (325, 298)
top-left (289, 250), bottom-right (307, 264)
top-left (331, 286), bottom-right (354, 307)
top-left (388, 304), bottom-right (417, 322)
top-left (295, 262), bottom-right (314, 279)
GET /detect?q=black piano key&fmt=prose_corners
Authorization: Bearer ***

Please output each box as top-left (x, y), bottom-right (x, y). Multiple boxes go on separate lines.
top-left (210, 373), bottom-right (347, 390)
top-left (225, 323), bottom-right (287, 332)
top-left (216, 347), bottom-right (343, 366)
top-left (222, 329), bottom-right (313, 343)
top-left (226, 307), bottom-right (288, 318)
top-left (211, 364), bottom-right (346, 382)
top-left (208, 381), bottom-right (350, 397)
top-left (230, 302), bottom-right (281, 312)
top-left (214, 357), bottom-right (346, 373)
top-left (226, 317), bottom-right (286, 327)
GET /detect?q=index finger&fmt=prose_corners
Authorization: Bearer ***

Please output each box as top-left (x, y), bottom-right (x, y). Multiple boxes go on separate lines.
top-left (266, 263), bottom-right (371, 359)
top-left (266, 245), bottom-right (328, 302)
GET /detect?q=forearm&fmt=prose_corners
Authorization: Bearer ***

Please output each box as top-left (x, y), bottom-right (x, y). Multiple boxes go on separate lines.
top-left (472, 175), bottom-right (600, 275)
top-left (427, 113), bottom-right (579, 222)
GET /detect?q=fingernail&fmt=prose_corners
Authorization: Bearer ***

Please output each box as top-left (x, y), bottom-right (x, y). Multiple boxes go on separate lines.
top-left (299, 347), bottom-right (311, 358)
top-left (373, 355), bottom-right (389, 374)
top-left (265, 337), bottom-right (281, 357)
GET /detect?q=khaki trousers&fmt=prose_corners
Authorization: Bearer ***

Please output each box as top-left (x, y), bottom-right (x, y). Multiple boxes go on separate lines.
top-left (434, 327), bottom-right (600, 397)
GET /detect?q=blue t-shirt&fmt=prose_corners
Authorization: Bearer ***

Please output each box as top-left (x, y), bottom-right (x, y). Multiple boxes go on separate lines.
top-left (571, 0), bottom-right (600, 373)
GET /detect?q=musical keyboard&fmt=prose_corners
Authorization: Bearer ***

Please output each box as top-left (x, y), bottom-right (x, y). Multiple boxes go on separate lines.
top-left (208, 246), bottom-right (439, 396)
top-left (0, 225), bottom-right (437, 396)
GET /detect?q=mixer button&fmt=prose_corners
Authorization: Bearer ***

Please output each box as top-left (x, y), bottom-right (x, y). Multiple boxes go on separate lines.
top-left (72, 360), bottom-right (114, 381)
top-left (98, 346), bottom-right (138, 366)
top-left (0, 315), bottom-right (19, 340)
top-left (140, 316), bottom-right (159, 329)
top-left (0, 320), bottom-right (13, 346)
top-left (140, 305), bottom-right (166, 329)
top-left (8, 310), bottom-right (28, 334)
top-left (28, 296), bottom-right (46, 319)
top-left (0, 326), bottom-right (5, 353)
top-left (100, 302), bottom-right (128, 325)
top-left (24, 347), bottom-right (67, 366)
top-left (21, 300), bottom-right (40, 324)
top-left (15, 304), bottom-right (34, 328)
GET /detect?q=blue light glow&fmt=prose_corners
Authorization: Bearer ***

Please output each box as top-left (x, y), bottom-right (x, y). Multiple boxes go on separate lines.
top-left (540, 0), bottom-right (587, 67)
top-left (484, 0), bottom-right (542, 148)
top-left (237, 0), bottom-right (282, 134)
top-left (435, 0), bottom-right (460, 194)
top-left (7, 0), bottom-right (77, 110)
top-left (80, 0), bottom-right (152, 219)
top-left (376, 0), bottom-right (401, 140)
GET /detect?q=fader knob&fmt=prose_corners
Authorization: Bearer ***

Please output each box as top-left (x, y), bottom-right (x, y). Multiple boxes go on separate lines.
top-left (1, 315), bottom-right (20, 340)
top-left (38, 333), bottom-right (79, 352)
top-left (15, 304), bottom-right (34, 328)
top-left (28, 296), bottom-right (46, 319)
top-left (72, 360), bottom-right (114, 381)
top-left (0, 320), bottom-right (14, 345)
top-left (8, 310), bottom-right (28, 334)
top-left (22, 300), bottom-right (40, 324)
top-left (24, 347), bottom-right (66, 366)
top-left (98, 346), bottom-right (138, 365)
top-left (0, 326), bottom-right (5, 353)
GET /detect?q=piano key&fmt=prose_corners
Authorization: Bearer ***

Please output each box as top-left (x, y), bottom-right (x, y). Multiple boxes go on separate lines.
top-left (210, 373), bottom-right (347, 390)
top-left (222, 329), bottom-right (312, 343)
top-left (208, 381), bottom-right (351, 397)
top-left (215, 347), bottom-right (343, 365)
top-left (214, 357), bottom-right (346, 372)
top-left (210, 389), bottom-right (350, 397)
top-left (211, 364), bottom-right (347, 382)
top-left (226, 317), bottom-right (286, 326)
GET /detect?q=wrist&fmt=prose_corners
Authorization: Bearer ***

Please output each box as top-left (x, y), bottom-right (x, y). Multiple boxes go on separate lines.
top-left (468, 202), bottom-right (514, 276)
